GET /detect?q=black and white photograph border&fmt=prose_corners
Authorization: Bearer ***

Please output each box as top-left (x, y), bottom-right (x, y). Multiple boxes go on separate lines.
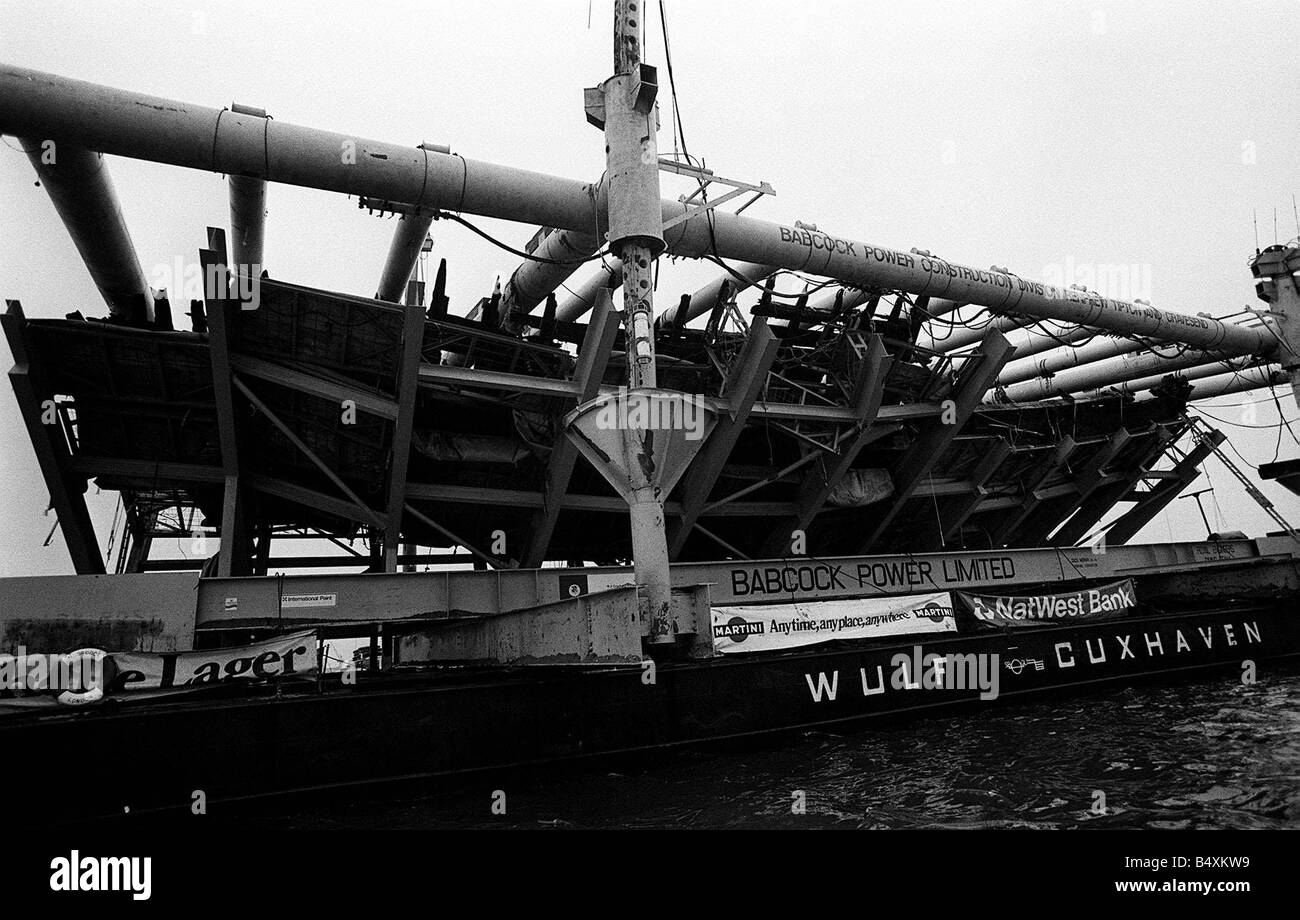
top-left (0, 0), bottom-right (1297, 879)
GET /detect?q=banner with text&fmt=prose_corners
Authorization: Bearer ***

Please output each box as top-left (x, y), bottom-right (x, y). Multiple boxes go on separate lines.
top-left (109, 630), bottom-right (318, 693)
top-left (712, 593), bottom-right (955, 654)
top-left (957, 579), bottom-right (1137, 628)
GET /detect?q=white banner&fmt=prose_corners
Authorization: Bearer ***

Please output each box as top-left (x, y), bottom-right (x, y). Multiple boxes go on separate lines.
top-left (712, 592), bottom-right (955, 654)
top-left (110, 630), bottom-right (317, 692)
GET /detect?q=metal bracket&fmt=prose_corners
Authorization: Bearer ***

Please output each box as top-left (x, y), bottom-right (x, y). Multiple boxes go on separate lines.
top-left (630, 63), bottom-right (658, 113)
top-left (658, 158), bottom-right (775, 232)
top-left (584, 86), bottom-right (606, 129)
top-left (358, 196), bottom-right (424, 218)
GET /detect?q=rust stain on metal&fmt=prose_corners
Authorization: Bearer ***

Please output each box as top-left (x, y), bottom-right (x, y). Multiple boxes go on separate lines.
top-left (2, 617), bottom-right (168, 654)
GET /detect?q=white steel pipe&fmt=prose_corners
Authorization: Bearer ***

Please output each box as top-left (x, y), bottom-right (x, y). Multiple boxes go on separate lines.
top-left (1080, 355), bottom-right (1263, 399)
top-left (0, 64), bottom-right (1277, 358)
top-left (21, 138), bottom-right (151, 320)
top-left (807, 286), bottom-right (869, 315)
top-left (997, 346), bottom-right (1247, 402)
top-left (1138, 366), bottom-right (1288, 402)
top-left (555, 256), bottom-right (622, 322)
top-left (226, 103), bottom-right (269, 276)
top-left (229, 174), bottom-right (267, 276)
top-left (500, 227), bottom-right (601, 329)
top-left (993, 321), bottom-right (1098, 362)
top-left (376, 212), bottom-right (435, 302)
top-left (999, 333), bottom-right (1146, 386)
top-left (919, 313), bottom-right (1030, 353)
top-left (999, 316), bottom-right (1266, 387)
top-left (658, 261), bottom-right (777, 327)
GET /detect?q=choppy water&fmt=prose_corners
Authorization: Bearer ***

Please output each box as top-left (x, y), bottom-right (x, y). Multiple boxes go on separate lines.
top-left (229, 665), bottom-right (1300, 830)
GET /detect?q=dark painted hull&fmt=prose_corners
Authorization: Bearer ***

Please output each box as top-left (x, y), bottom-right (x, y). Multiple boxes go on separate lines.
top-left (8, 604), bottom-right (1299, 823)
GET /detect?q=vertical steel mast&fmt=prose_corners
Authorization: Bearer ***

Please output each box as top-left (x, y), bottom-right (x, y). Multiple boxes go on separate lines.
top-left (601, 0), bottom-right (665, 386)
top-left (606, 0), bottom-right (671, 642)
top-left (568, 0), bottom-right (703, 646)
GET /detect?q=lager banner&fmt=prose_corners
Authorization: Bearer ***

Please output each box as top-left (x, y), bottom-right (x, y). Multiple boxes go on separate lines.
top-left (958, 579), bottom-right (1137, 628)
top-left (712, 592), bottom-right (955, 654)
top-left (109, 630), bottom-right (317, 692)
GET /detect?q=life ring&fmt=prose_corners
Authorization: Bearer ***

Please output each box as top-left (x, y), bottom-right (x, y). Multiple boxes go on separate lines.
top-left (56, 648), bottom-right (107, 706)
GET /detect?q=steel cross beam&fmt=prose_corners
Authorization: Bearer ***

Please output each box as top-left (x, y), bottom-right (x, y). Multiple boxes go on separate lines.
top-left (415, 360), bottom-right (949, 425)
top-left (856, 329), bottom-right (1017, 553)
top-left (244, 473), bottom-right (373, 526)
top-left (403, 503), bottom-right (504, 570)
top-left (201, 232), bottom-right (252, 577)
top-left (1049, 426), bottom-right (1177, 547)
top-left (65, 456), bottom-right (226, 483)
top-left (382, 303), bottom-right (427, 571)
top-left (760, 333), bottom-right (893, 558)
top-left (1, 301), bottom-right (105, 573)
top-left (667, 317), bottom-right (781, 558)
top-left (987, 436), bottom-right (1078, 547)
top-left (228, 354), bottom-right (399, 420)
top-left (1012, 427), bottom-right (1134, 547)
top-left (523, 290), bottom-right (619, 567)
top-left (231, 376), bottom-right (384, 529)
top-left (1013, 431), bottom-right (1138, 545)
top-left (406, 480), bottom-right (793, 517)
top-left (60, 449), bottom-right (796, 520)
top-left (918, 438), bottom-right (1015, 551)
top-left (1095, 429), bottom-right (1225, 546)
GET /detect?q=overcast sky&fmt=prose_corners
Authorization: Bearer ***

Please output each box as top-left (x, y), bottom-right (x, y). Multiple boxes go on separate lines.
top-left (1, 0), bottom-right (1297, 577)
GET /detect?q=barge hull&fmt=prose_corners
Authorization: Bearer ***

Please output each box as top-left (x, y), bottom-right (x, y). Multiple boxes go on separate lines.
top-left (7, 603), bottom-right (1298, 823)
